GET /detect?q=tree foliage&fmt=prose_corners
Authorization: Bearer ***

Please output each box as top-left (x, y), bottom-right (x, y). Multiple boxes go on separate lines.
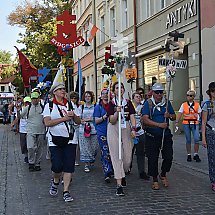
top-left (0, 50), bottom-right (13, 64)
top-left (7, 0), bottom-right (73, 69)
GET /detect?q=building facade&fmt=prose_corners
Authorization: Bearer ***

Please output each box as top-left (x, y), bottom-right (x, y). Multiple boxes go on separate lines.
top-left (135, 0), bottom-right (199, 109)
top-left (72, 0), bottom-right (135, 100)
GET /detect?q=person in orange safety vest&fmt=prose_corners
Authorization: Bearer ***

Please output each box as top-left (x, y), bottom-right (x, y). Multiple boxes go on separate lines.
top-left (176, 90), bottom-right (202, 162)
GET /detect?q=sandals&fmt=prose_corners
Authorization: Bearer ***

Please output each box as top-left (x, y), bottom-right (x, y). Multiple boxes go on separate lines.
top-left (159, 175), bottom-right (169, 187)
top-left (151, 182), bottom-right (160, 190)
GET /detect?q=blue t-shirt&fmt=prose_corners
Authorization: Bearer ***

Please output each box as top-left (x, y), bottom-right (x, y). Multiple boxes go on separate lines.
top-left (93, 103), bottom-right (108, 136)
top-left (142, 100), bottom-right (175, 136)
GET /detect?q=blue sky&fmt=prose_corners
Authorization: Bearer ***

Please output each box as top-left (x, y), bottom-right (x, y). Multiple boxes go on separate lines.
top-left (0, 0), bottom-right (25, 59)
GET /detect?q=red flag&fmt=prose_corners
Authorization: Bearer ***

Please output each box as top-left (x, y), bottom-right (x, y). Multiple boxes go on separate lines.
top-left (88, 23), bottom-right (99, 43)
top-left (15, 46), bottom-right (38, 87)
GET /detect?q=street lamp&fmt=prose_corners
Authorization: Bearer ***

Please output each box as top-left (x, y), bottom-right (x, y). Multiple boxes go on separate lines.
top-left (82, 31), bottom-right (90, 48)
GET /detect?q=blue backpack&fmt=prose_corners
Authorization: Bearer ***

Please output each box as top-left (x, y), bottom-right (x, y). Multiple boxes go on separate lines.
top-left (199, 100), bottom-right (213, 125)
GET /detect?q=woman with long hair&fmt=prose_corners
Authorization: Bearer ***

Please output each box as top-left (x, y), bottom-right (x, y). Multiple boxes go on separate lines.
top-left (107, 82), bottom-right (136, 196)
top-left (93, 88), bottom-right (113, 183)
top-left (79, 91), bottom-right (98, 173)
top-left (202, 82), bottom-right (215, 192)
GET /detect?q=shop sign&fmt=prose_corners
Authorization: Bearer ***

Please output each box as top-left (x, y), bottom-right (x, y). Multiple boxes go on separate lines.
top-left (166, 0), bottom-right (197, 29)
top-left (159, 58), bottom-right (187, 69)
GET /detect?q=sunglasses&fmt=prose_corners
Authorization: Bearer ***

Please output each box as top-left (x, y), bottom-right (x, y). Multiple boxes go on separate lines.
top-left (187, 94), bottom-right (194, 97)
top-left (154, 90), bottom-right (164, 94)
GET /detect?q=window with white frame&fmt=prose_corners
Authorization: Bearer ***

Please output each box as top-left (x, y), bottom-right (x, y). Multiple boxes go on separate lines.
top-left (121, 0), bottom-right (128, 30)
top-left (161, 0), bottom-right (165, 8)
top-left (140, 0), bottom-right (148, 22)
top-left (100, 16), bottom-right (105, 44)
top-left (110, 7), bottom-right (116, 37)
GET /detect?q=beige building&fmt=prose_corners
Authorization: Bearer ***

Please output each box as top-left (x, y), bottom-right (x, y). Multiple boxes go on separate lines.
top-left (71, 0), bottom-right (135, 100)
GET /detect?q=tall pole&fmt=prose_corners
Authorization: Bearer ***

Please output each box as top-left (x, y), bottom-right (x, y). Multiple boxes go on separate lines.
top-left (198, 0), bottom-right (203, 102)
top-left (92, 0), bottom-right (98, 101)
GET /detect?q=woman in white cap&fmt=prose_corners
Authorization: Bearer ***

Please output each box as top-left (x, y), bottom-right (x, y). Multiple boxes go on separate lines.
top-left (43, 82), bottom-right (81, 202)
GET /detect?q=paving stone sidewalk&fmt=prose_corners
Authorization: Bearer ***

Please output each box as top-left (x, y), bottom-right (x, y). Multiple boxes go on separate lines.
top-left (0, 125), bottom-right (215, 215)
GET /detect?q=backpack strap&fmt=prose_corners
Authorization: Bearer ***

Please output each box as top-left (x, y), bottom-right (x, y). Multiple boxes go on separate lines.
top-left (148, 99), bottom-right (154, 120)
top-left (27, 103), bottom-right (32, 119)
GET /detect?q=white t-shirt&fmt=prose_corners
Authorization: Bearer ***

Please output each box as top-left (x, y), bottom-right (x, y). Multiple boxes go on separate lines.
top-left (43, 102), bottom-right (80, 146)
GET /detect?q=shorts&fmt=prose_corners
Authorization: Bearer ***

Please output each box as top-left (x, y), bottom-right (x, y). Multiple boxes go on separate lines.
top-left (49, 144), bottom-right (77, 173)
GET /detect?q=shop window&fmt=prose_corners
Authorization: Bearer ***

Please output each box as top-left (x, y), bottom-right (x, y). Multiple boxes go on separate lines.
top-left (143, 54), bottom-right (166, 91)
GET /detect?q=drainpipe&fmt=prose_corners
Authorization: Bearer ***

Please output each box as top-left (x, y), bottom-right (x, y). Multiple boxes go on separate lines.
top-left (133, 0), bottom-right (139, 88)
top-left (92, 0), bottom-right (98, 100)
top-left (198, 0), bottom-right (203, 102)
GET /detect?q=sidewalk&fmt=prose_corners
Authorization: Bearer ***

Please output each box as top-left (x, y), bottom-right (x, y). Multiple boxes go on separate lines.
top-left (0, 124), bottom-right (215, 215)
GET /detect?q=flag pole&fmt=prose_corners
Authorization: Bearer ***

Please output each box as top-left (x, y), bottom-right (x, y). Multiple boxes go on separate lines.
top-left (118, 73), bottom-right (122, 160)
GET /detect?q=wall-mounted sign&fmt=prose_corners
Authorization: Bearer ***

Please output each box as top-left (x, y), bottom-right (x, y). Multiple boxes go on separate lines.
top-left (159, 58), bottom-right (187, 69)
top-left (166, 0), bottom-right (197, 29)
top-left (50, 10), bottom-right (84, 54)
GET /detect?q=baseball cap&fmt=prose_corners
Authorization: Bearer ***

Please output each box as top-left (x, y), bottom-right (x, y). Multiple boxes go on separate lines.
top-left (30, 92), bottom-right (40, 99)
top-left (152, 83), bottom-right (164, 91)
top-left (84, 123), bottom-right (91, 138)
top-left (23, 96), bottom-right (31, 103)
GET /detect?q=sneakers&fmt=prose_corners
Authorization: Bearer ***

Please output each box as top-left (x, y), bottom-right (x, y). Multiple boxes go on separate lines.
top-left (193, 154), bottom-right (201, 162)
top-left (29, 164), bottom-right (35, 172)
top-left (84, 165), bottom-right (90, 173)
top-left (211, 183), bottom-right (215, 192)
top-left (34, 166), bottom-right (41, 171)
top-left (187, 154), bottom-right (192, 162)
top-left (121, 177), bottom-right (127, 187)
top-left (49, 181), bottom-right (59, 196)
top-left (104, 176), bottom-right (111, 183)
top-left (159, 175), bottom-right (169, 187)
top-left (140, 172), bottom-right (150, 180)
top-left (63, 191), bottom-right (73, 202)
top-left (24, 157), bottom-right (29, 164)
top-left (116, 185), bottom-right (125, 196)
top-left (75, 162), bottom-right (80, 166)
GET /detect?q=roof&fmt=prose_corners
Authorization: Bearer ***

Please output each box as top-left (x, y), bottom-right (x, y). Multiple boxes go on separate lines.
top-left (0, 75), bottom-right (16, 84)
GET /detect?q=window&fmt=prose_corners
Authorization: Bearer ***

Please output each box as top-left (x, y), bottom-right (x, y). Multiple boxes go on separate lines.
top-left (110, 7), bottom-right (116, 37)
top-left (161, 0), bottom-right (165, 8)
top-left (100, 16), bottom-right (105, 44)
top-left (122, 0), bottom-right (128, 30)
top-left (1, 86), bottom-right (5, 92)
top-left (140, 0), bottom-right (149, 21)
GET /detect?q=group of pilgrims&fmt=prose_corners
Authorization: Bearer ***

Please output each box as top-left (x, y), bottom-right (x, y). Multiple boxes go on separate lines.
top-left (9, 80), bottom-right (215, 202)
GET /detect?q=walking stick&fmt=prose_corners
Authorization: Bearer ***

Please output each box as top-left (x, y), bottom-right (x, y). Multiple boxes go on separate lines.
top-left (161, 63), bottom-right (176, 149)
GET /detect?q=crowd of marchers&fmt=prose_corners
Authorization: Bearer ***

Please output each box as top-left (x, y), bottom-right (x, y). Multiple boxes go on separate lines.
top-left (7, 80), bottom-right (215, 202)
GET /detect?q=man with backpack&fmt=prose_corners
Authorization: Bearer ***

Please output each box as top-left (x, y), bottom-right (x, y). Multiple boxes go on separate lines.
top-left (176, 90), bottom-right (201, 162)
top-left (142, 83), bottom-right (176, 190)
top-left (17, 91), bottom-right (45, 171)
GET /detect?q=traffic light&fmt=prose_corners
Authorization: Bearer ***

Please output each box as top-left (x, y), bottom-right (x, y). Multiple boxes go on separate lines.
top-left (164, 31), bottom-right (185, 54)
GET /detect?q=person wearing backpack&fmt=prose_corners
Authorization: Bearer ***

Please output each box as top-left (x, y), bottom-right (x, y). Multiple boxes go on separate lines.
top-left (176, 90), bottom-right (202, 162)
top-left (142, 83), bottom-right (176, 190)
top-left (201, 82), bottom-right (215, 192)
top-left (79, 91), bottom-right (98, 173)
top-left (43, 83), bottom-right (81, 202)
top-left (93, 88), bottom-right (113, 183)
top-left (17, 92), bottom-right (45, 172)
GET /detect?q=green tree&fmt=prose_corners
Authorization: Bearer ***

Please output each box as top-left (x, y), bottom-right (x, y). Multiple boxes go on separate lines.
top-left (0, 50), bottom-right (13, 64)
top-left (7, 0), bottom-right (73, 69)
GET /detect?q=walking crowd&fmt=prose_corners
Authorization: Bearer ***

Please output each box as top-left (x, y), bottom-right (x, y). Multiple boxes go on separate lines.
top-left (8, 80), bottom-right (215, 202)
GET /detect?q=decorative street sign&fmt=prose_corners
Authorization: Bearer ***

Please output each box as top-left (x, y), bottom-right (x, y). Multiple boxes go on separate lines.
top-left (125, 68), bottom-right (137, 80)
top-left (50, 10), bottom-right (84, 54)
top-left (159, 58), bottom-right (187, 69)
